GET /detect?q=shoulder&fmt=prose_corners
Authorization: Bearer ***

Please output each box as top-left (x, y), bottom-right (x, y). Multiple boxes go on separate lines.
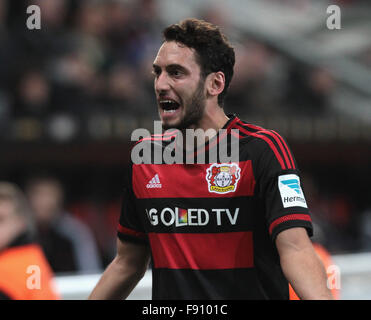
top-left (231, 117), bottom-right (285, 145)
top-left (231, 117), bottom-right (295, 171)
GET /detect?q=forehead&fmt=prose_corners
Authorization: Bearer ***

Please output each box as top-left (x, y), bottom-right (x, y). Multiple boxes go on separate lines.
top-left (154, 41), bottom-right (200, 70)
top-left (29, 181), bottom-right (60, 193)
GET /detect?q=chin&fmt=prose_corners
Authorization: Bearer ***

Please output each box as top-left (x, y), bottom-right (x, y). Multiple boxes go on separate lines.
top-left (160, 115), bottom-right (183, 130)
top-left (162, 121), bottom-right (181, 130)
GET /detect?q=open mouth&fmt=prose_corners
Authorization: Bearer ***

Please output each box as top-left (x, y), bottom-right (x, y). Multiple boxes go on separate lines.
top-left (159, 99), bottom-right (181, 113)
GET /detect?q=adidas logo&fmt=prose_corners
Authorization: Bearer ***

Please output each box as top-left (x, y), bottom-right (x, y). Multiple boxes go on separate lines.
top-left (146, 174), bottom-right (162, 189)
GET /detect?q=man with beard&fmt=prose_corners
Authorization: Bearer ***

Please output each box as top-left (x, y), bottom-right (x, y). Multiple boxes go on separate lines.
top-left (89, 19), bottom-right (333, 300)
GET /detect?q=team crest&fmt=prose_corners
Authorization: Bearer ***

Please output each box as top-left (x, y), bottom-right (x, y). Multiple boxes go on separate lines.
top-left (206, 163), bottom-right (241, 194)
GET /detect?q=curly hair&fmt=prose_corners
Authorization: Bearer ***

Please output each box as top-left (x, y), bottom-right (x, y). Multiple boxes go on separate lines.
top-left (163, 18), bottom-right (235, 107)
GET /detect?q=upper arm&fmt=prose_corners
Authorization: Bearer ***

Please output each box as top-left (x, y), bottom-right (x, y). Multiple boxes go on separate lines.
top-left (115, 162), bottom-right (150, 275)
top-left (117, 164), bottom-right (148, 245)
top-left (275, 228), bottom-right (333, 300)
top-left (252, 133), bottom-right (313, 242)
top-left (115, 238), bottom-right (151, 275)
top-left (88, 238), bottom-right (151, 300)
top-left (275, 227), bottom-right (314, 257)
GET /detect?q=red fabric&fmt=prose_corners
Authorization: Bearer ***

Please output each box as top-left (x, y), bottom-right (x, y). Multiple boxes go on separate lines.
top-left (235, 124), bottom-right (287, 170)
top-left (269, 214), bottom-right (312, 235)
top-left (117, 224), bottom-right (146, 239)
top-left (235, 120), bottom-right (296, 170)
top-left (148, 231), bottom-right (254, 270)
top-left (132, 160), bottom-right (255, 199)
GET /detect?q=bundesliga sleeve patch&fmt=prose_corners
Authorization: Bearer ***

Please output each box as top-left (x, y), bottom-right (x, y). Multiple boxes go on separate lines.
top-left (278, 174), bottom-right (308, 208)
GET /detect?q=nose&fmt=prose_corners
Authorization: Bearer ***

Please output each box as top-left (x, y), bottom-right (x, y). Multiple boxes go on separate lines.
top-left (155, 71), bottom-right (171, 94)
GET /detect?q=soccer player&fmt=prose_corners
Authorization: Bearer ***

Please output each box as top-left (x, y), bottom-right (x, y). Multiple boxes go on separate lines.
top-left (89, 19), bottom-right (333, 300)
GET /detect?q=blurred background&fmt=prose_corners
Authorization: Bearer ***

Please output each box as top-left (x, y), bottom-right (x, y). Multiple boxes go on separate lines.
top-left (0, 0), bottom-right (370, 299)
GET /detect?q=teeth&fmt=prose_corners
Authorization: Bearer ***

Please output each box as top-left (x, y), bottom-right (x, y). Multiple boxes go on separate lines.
top-left (164, 109), bottom-right (176, 113)
top-left (160, 100), bottom-right (176, 104)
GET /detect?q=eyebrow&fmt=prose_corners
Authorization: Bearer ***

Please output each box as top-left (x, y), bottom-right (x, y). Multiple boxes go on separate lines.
top-left (152, 63), bottom-right (189, 73)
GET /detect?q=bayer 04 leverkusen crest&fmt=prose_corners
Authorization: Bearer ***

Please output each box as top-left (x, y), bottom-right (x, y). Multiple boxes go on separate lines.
top-left (206, 163), bottom-right (241, 194)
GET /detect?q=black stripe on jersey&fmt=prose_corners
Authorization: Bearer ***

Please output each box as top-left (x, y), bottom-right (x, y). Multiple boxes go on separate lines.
top-left (269, 218), bottom-right (313, 243)
top-left (233, 121), bottom-right (295, 170)
top-left (232, 122), bottom-right (289, 170)
top-left (234, 119), bottom-right (263, 133)
top-left (256, 131), bottom-right (293, 170)
top-left (268, 130), bottom-right (295, 169)
top-left (117, 224), bottom-right (149, 245)
top-left (236, 120), bottom-right (296, 169)
top-left (117, 231), bottom-right (149, 245)
top-left (138, 197), bottom-right (256, 234)
top-left (152, 268), bottom-right (289, 300)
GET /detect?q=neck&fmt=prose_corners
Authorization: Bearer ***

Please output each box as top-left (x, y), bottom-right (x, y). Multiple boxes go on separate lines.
top-left (182, 101), bottom-right (229, 150)
top-left (196, 103), bottom-right (229, 133)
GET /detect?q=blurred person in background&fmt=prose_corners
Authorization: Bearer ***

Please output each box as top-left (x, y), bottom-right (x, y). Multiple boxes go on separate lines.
top-left (358, 207), bottom-right (371, 252)
top-left (289, 240), bottom-right (341, 300)
top-left (105, 63), bottom-right (151, 116)
top-left (286, 174), bottom-right (342, 300)
top-left (32, 0), bottom-right (68, 30)
top-left (0, 0), bottom-right (13, 137)
top-left (0, 182), bottom-right (59, 300)
top-left (13, 69), bottom-right (51, 119)
top-left (26, 174), bottom-right (102, 274)
top-left (288, 220), bottom-right (341, 300)
top-left (283, 64), bottom-right (334, 115)
top-left (226, 38), bottom-right (283, 117)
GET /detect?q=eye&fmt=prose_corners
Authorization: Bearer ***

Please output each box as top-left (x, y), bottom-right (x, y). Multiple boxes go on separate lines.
top-left (169, 69), bottom-right (182, 77)
top-left (152, 65), bottom-right (161, 78)
top-left (152, 70), bottom-right (160, 78)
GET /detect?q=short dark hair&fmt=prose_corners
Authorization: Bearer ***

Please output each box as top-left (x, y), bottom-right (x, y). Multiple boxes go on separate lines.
top-left (163, 18), bottom-right (235, 107)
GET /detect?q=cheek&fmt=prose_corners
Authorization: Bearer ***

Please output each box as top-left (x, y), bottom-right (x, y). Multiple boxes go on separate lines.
top-left (178, 84), bottom-right (199, 103)
top-left (0, 222), bottom-right (15, 247)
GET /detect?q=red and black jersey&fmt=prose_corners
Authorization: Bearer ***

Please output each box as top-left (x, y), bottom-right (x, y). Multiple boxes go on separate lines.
top-left (117, 114), bottom-right (313, 300)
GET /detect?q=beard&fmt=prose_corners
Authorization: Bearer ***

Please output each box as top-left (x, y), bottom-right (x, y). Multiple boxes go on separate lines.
top-left (162, 79), bottom-right (206, 131)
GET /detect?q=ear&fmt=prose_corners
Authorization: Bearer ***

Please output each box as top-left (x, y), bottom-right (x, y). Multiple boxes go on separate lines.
top-left (205, 71), bottom-right (225, 98)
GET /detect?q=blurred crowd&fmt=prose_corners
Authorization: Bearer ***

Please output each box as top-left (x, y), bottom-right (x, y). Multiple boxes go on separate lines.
top-left (0, 0), bottom-right (164, 141)
top-left (0, 0), bottom-right (338, 142)
top-left (0, 0), bottom-right (369, 277)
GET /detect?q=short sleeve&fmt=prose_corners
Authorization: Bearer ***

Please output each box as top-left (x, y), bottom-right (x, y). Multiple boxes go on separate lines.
top-left (117, 164), bottom-right (148, 245)
top-left (253, 130), bottom-right (313, 242)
